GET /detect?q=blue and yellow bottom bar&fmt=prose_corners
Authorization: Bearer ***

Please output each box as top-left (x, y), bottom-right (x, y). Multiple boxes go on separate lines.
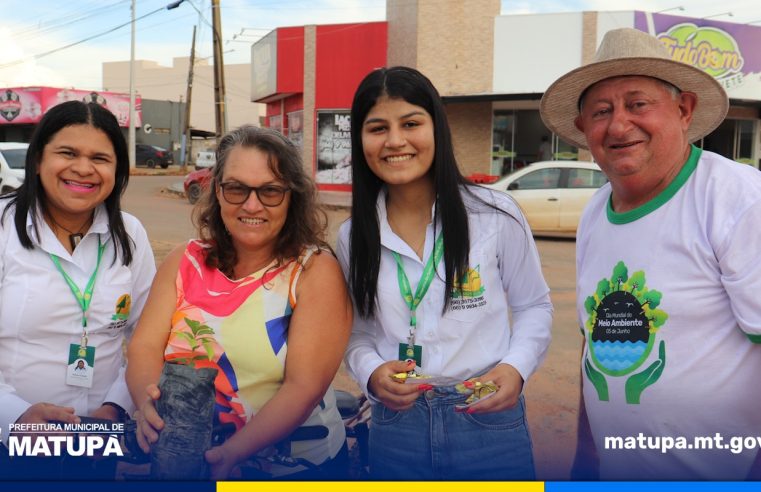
top-left (2, 482), bottom-right (761, 491)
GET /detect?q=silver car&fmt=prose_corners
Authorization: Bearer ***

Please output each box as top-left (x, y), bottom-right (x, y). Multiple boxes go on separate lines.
top-left (0, 142), bottom-right (28, 195)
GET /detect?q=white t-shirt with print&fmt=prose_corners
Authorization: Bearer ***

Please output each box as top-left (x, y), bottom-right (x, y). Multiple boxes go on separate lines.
top-left (576, 147), bottom-right (761, 480)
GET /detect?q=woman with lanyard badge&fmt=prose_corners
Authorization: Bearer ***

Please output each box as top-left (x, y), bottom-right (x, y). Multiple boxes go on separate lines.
top-left (0, 101), bottom-right (156, 479)
top-left (337, 67), bottom-right (553, 480)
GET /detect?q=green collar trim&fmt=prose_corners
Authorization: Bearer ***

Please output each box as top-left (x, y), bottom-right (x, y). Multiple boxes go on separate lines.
top-left (607, 145), bottom-right (702, 224)
top-left (747, 333), bottom-right (761, 344)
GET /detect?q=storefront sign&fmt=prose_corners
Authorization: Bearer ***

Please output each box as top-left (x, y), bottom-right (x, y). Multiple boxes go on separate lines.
top-left (635, 12), bottom-right (761, 99)
top-left (0, 87), bottom-right (141, 127)
top-left (316, 111), bottom-right (351, 185)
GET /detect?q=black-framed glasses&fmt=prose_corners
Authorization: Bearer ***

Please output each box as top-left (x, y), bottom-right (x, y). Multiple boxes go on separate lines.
top-left (219, 182), bottom-right (290, 207)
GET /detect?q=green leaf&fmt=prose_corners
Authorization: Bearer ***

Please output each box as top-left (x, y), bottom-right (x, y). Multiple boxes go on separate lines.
top-left (184, 317), bottom-right (202, 336)
top-left (195, 327), bottom-right (215, 337)
top-left (200, 339), bottom-right (215, 361)
top-left (174, 331), bottom-right (199, 351)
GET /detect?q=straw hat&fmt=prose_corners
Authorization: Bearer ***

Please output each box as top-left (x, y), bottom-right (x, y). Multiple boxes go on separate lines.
top-left (539, 27), bottom-right (728, 150)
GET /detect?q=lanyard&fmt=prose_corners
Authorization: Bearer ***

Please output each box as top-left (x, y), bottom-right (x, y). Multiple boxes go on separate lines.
top-left (50, 238), bottom-right (105, 347)
top-left (391, 233), bottom-right (444, 349)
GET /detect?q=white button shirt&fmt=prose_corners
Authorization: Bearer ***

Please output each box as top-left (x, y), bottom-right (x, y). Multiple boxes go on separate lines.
top-left (0, 202), bottom-right (155, 442)
top-left (337, 186), bottom-right (552, 398)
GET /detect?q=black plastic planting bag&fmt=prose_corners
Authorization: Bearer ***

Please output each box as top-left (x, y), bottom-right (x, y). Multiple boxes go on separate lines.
top-left (150, 362), bottom-right (218, 479)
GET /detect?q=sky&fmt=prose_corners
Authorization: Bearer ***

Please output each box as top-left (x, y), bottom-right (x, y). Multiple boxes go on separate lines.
top-left (0, 0), bottom-right (759, 91)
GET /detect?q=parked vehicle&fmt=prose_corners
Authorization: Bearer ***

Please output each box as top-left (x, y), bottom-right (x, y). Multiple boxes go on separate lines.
top-left (195, 150), bottom-right (216, 169)
top-left (486, 160), bottom-right (607, 236)
top-left (0, 142), bottom-right (28, 194)
top-left (183, 167), bottom-right (212, 204)
top-left (136, 144), bottom-right (174, 168)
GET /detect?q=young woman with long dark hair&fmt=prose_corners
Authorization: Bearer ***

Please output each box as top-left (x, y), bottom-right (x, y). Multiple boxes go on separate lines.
top-left (337, 66), bottom-right (553, 480)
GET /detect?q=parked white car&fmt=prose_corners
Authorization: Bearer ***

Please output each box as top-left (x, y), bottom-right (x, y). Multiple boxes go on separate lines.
top-left (0, 142), bottom-right (29, 195)
top-left (486, 160), bottom-right (607, 236)
top-left (195, 150), bottom-right (216, 169)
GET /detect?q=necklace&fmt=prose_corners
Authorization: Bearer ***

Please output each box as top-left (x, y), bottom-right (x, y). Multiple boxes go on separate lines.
top-left (46, 212), bottom-right (93, 251)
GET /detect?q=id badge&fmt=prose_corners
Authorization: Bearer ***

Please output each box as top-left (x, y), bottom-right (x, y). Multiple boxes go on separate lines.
top-left (66, 344), bottom-right (95, 388)
top-left (397, 342), bottom-right (422, 367)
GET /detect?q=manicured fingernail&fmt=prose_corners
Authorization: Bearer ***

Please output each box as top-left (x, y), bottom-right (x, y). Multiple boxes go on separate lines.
top-left (466, 408), bottom-right (475, 414)
top-left (418, 384), bottom-right (433, 391)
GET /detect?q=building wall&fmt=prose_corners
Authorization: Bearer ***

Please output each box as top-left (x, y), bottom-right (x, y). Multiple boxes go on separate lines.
top-left (447, 102), bottom-right (492, 177)
top-left (386, 0), bottom-right (499, 175)
top-left (103, 58), bottom-right (265, 134)
top-left (315, 23), bottom-right (387, 108)
top-left (303, 26), bottom-right (317, 175)
top-left (388, 0), bottom-right (498, 97)
top-left (277, 27), bottom-right (305, 95)
top-left (386, 0), bottom-right (418, 68)
top-left (493, 13), bottom-right (585, 94)
top-left (139, 99), bottom-right (185, 161)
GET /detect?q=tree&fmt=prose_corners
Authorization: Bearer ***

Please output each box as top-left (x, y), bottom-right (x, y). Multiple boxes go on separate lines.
top-left (641, 290), bottom-right (663, 310)
top-left (596, 279), bottom-right (611, 300)
top-left (611, 261), bottom-right (628, 290)
top-left (628, 270), bottom-right (646, 294)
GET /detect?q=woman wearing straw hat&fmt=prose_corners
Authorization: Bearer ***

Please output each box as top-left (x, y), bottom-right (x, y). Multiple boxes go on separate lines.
top-left (541, 27), bottom-right (761, 480)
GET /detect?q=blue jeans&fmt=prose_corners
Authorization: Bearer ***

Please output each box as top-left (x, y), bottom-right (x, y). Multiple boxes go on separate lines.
top-left (369, 389), bottom-right (535, 480)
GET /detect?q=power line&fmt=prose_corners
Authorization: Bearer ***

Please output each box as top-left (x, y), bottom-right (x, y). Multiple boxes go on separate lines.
top-left (0, 4), bottom-right (194, 70)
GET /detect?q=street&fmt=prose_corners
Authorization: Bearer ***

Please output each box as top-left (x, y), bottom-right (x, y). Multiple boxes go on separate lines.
top-left (122, 175), bottom-right (579, 480)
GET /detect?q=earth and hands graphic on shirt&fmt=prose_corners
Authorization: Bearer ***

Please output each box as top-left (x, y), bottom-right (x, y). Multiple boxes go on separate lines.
top-left (582, 261), bottom-right (669, 404)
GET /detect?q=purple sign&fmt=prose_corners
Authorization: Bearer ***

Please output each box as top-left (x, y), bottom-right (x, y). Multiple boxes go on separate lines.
top-left (635, 11), bottom-right (761, 99)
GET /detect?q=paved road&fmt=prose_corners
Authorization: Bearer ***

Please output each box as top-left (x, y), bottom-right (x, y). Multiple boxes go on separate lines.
top-left (123, 176), bottom-right (195, 247)
top-left (121, 176), bottom-right (580, 480)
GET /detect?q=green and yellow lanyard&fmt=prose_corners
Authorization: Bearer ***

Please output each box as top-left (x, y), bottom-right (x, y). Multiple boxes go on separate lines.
top-left (50, 238), bottom-right (106, 357)
top-left (391, 233), bottom-right (444, 366)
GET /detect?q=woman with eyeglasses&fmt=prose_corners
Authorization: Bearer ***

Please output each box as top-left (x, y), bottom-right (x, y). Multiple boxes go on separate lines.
top-left (126, 125), bottom-right (352, 480)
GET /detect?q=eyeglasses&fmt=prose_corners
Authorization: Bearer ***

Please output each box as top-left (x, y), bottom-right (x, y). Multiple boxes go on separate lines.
top-left (219, 182), bottom-right (290, 207)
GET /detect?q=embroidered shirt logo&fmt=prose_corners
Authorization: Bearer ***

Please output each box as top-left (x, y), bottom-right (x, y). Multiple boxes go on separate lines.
top-left (451, 266), bottom-right (485, 298)
top-left (450, 265), bottom-right (487, 311)
top-left (111, 294), bottom-right (131, 321)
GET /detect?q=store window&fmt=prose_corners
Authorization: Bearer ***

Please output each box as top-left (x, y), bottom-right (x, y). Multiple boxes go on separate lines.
top-left (702, 118), bottom-right (758, 167)
top-left (736, 120), bottom-right (754, 166)
top-left (268, 114), bottom-right (282, 132)
top-left (287, 110), bottom-right (303, 150)
top-left (492, 109), bottom-right (579, 176)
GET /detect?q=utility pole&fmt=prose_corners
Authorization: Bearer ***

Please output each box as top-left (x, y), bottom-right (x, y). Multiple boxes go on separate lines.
top-left (128, 0), bottom-right (137, 169)
top-left (211, 0), bottom-right (227, 141)
top-left (181, 25), bottom-right (196, 173)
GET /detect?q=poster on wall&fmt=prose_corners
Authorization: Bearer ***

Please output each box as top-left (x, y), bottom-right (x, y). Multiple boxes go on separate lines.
top-left (288, 110), bottom-right (303, 150)
top-left (0, 87), bottom-right (141, 127)
top-left (316, 111), bottom-right (351, 185)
